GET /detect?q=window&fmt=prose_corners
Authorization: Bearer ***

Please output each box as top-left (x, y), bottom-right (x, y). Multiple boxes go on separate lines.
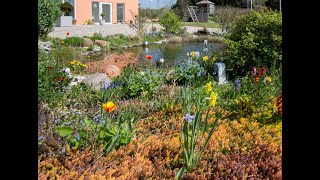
top-left (117, 3), bottom-right (124, 23)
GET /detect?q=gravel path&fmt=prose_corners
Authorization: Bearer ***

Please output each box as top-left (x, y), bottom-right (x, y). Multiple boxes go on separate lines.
top-left (48, 23), bottom-right (221, 38)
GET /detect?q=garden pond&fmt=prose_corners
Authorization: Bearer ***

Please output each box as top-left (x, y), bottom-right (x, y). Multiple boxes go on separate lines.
top-left (85, 42), bottom-right (225, 73)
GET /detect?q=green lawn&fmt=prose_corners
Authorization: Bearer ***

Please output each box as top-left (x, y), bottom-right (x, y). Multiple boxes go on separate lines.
top-left (182, 20), bottom-right (220, 28)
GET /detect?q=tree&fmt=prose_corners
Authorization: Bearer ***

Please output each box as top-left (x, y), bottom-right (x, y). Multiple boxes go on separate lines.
top-left (214, 6), bottom-right (239, 32)
top-left (128, 10), bottom-right (147, 40)
top-left (265, 0), bottom-right (280, 10)
top-left (207, 0), bottom-right (248, 7)
top-left (171, 0), bottom-right (189, 18)
top-left (38, 0), bottom-right (62, 40)
top-left (159, 11), bottom-right (183, 35)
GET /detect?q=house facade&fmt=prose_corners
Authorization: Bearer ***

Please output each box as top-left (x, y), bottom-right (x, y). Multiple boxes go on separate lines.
top-left (60, 0), bottom-right (139, 25)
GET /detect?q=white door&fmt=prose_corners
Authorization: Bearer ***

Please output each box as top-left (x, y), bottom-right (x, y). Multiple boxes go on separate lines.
top-left (101, 3), bottom-right (112, 24)
top-left (92, 2), bottom-right (112, 24)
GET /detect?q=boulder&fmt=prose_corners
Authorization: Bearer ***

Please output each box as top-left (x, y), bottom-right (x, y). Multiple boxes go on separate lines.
top-left (94, 40), bottom-right (109, 47)
top-left (82, 73), bottom-right (112, 90)
top-left (82, 38), bottom-right (93, 47)
top-left (38, 41), bottom-right (52, 52)
top-left (105, 65), bottom-right (121, 78)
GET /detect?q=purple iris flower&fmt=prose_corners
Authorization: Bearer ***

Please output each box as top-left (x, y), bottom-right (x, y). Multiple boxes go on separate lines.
top-left (183, 113), bottom-right (195, 123)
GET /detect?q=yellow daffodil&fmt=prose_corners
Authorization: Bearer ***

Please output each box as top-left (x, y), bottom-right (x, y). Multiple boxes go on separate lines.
top-left (202, 56), bottom-right (209, 61)
top-left (191, 51), bottom-right (195, 57)
top-left (204, 81), bottom-right (212, 94)
top-left (70, 60), bottom-right (77, 65)
top-left (102, 101), bottom-right (116, 112)
top-left (209, 91), bottom-right (217, 107)
top-left (265, 76), bottom-right (272, 83)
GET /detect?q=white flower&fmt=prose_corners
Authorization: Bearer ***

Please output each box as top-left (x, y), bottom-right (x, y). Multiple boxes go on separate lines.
top-left (64, 68), bottom-right (70, 74)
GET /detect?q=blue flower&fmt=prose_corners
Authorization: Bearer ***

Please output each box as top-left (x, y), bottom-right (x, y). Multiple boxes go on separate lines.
top-left (72, 109), bottom-right (79, 114)
top-left (183, 113), bottom-right (195, 123)
top-left (74, 134), bottom-right (80, 141)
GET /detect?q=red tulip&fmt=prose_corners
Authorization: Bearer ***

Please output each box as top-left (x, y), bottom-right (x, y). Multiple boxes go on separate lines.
top-left (146, 55), bottom-right (153, 60)
top-left (261, 67), bottom-right (267, 75)
top-left (46, 66), bottom-right (53, 71)
top-left (67, 32), bottom-right (70, 36)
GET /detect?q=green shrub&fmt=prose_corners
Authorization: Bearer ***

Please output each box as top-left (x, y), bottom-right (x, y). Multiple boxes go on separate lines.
top-left (38, 62), bottom-right (71, 106)
top-left (38, 0), bottom-right (62, 40)
top-left (223, 10), bottom-right (282, 79)
top-left (59, 2), bottom-right (73, 16)
top-left (50, 45), bottom-right (82, 64)
top-left (64, 37), bottom-right (83, 47)
top-left (87, 34), bottom-right (140, 49)
top-left (159, 11), bottom-right (183, 35)
top-left (222, 66), bottom-right (282, 123)
top-left (175, 58), bottom-right (205, 85)
top-left (111, 67), bottom-right (165, 99)
top-left (88, 34), bottom-right (104, 41)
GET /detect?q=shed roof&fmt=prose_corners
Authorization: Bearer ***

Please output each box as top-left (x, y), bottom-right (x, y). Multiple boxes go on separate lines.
top-left (196, 0), bottom-right (214, 5)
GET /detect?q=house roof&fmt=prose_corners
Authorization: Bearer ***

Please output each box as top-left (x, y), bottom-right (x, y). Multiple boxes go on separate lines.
top-left (196, 0), bottom-right (214, 5)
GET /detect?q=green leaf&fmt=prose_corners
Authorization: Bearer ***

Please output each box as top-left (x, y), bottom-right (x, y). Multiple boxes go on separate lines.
top-left (175, 167), bottom-right (185, 180)
top-left (84, 117), bottom-right (92, 126)
top-left (56, 126), bottom-right (73, 137)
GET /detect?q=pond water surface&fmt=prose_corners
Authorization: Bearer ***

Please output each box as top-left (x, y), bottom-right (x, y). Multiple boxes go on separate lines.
top-left (85, 42), bottom-right (225, 76)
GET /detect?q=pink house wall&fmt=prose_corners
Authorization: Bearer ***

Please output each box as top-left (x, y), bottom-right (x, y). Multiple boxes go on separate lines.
top-left (75, 0), bottom-right (139, 25)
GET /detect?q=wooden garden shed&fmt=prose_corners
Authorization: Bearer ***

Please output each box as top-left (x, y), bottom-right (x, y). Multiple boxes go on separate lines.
top-left (196, 0), bottom-right (215, 22)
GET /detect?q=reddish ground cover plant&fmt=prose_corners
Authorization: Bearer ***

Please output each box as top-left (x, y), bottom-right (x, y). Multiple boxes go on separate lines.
top-left (39, 108), bottom-right (282, 179)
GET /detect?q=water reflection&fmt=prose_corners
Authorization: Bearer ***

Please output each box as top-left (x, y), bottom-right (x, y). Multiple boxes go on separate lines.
top-left (87, 42), bottom-right (225, 68)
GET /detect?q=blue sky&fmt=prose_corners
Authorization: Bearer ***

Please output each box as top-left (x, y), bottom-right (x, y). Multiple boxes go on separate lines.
top-left (139, 0), bottom-right (177, 9)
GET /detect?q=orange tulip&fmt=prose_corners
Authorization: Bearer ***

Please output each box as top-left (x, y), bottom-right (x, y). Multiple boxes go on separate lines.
top-left (255, 76), bottom-right (260, 83)
top-left (102, 101), bottom-right (116, 112)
